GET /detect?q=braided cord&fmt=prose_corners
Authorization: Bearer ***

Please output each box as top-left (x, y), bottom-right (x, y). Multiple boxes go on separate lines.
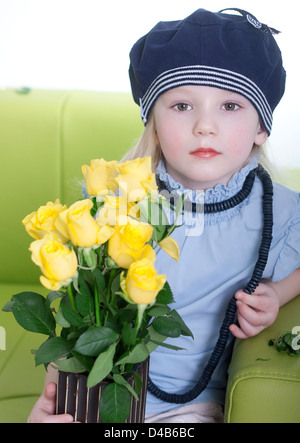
top-left (148, 165), bottom-right (273, 403)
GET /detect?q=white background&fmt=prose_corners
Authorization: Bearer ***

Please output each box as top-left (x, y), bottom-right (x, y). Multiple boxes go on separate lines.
top-left (0, 0), bottom-right (299, 168)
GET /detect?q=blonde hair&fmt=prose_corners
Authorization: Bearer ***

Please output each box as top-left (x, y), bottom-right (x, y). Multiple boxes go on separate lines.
top-left (122, 112), bottom-right (273, 177)
top-left (121, 114), bottom-right (162, 172)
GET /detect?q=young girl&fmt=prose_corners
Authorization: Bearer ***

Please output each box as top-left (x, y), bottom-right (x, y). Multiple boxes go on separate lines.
top-left (29, 8), bottom-right (300, 423)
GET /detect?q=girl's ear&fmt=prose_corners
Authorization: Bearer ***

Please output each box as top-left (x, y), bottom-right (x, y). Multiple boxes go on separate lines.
top-left (255, 122), bottom-right (268, 146)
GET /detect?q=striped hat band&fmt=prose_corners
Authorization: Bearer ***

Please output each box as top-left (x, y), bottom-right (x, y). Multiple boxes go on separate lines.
top-left (139, 65), bottom-right (273, 135)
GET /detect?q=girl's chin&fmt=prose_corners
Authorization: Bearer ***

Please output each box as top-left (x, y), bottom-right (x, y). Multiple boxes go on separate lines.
top-left (179, 172), bottom-right (234, 190)
top-left (165, 159), bottom-right (240, 190)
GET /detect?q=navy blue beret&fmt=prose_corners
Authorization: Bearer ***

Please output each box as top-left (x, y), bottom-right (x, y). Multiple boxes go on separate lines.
top-left (129, 8), bottom-right (286, 135)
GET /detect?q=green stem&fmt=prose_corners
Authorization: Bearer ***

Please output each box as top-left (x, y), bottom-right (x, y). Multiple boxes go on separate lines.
top-left (94, 283), bottom-right (101, 326)
top-left (67, 284), bottom-right (76, 311)
top-left (136, 304), bottom-right (147, 331)
top-left (106, 268), bottom-right (117, 304)
top-left (103, 310), bottom-right (109, 327)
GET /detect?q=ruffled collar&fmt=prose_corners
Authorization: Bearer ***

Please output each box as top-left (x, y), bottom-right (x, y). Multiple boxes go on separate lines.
top-left (156, 156), bottom-right (258, 203)
top-left (156, 156), bottom-right (259, 226)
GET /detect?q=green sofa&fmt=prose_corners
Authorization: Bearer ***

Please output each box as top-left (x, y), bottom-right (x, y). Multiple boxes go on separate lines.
top-left (0, 88), bottom-right (299, 423)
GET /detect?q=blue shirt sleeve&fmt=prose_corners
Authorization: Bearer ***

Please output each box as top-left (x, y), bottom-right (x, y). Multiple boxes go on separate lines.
top-left (271, 191), bottom-right (300, 282)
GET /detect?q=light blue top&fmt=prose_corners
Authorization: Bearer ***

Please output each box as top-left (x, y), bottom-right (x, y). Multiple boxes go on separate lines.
top-left (146, 158), bottom-right (300, 415)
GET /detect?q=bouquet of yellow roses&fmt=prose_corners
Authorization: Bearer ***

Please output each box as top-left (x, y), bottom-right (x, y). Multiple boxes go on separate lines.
top-left (3, 156), bottom-right (192, 423)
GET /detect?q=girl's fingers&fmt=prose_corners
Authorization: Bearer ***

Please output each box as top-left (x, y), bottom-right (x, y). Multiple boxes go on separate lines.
top-left (42, 382), bottom-right (57, 415)
top-left (41, 414), bottom-right (75, 424)
top-left (229, 323), bottom-right (249, 339)
top-left (235, 300), bottom-right (263, 326)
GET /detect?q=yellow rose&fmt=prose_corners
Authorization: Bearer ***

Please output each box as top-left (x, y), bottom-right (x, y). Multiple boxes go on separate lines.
top-left (29, 236), bottom-right (78, 291)
top-left (97, 196), bottom-right (128, 226)
top-left (108, 219), bottom-right (155, 268)
top-left (125, 258), bottom-right (166, 304)
top-left (22, 199), bottom-right (68, 242)
top-left (81, 158), bottom-right (118, 197)
top-left (116, 157), bottom-right (158, 202)
top-left (55, 199), bottom-right (114, 248)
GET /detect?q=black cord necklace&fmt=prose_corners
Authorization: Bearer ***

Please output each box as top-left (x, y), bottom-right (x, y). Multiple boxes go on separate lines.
top-left (156, 167), bottom-right (256, 215)
top-left (148, 164), bottom-right (273, 404)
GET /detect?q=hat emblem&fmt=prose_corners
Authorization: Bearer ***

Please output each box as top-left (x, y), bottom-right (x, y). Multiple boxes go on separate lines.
top-left (247, 14), bottom-right (262, 29)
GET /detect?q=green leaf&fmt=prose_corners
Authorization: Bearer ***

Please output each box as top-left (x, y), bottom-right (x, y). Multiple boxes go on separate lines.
top-left (52, 356), bottom-right (86, 373)
top-left (169, 309), bottom-right (194, 339)
top-left (55, 307), bottom-right (71, 328)
top-left (61, 304), bottom-right (84, 327)
top-left (93, 268), bottom-right (106, 293)
top-left (149, 339), bottom-right (184, 351)
top-left (147, 305), bottom-right (170, 317)
top-left (11, 292), bottom-right (56, 335)
top-left (2, 299), bottom-right (14, 312)
top-left (90, 197), bottom-right (99, 218)
top-left (112, 373), bottom-right (139, 401)
top-left (110, 273), bottom-right (121, 296)
top-left (74, 326), bottom-right (119, 356)
top-left (270, 331), bottom-right (300, 357)
top-left (156, 282), bottom-right (175, 305)
top-left (79, 268), bottom-right (94, 288)
top-left (103, 311), bottom-right (122, 334)
top-left (152, 224), bottom-right (168, 244)
top-left (75, 290), bottom-right (94, 317)
top-left (151, 316), bottom-right (181, 338)
top-left (132, 371), bottom-right (143, 395)
top-left (35, 337), bottom-right (74, 366)
top-left (87, 342), bottom-right (117, 387)
top-left (78, 270), bottom-right (93, 290)
top-left (145, 325), bottom-right (167, 353)
top-left (46, 291), bottom-right (65, 305)
top-left (72, 350), bottom-right (94, 373)
top-left (99, 383), bottom-right (131, 423)
top-left (116, 343), bottom-right (149, 365)
top-left (121, 323), bottom-right (137, 346)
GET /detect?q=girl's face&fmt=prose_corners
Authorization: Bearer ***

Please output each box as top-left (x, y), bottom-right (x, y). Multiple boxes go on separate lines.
top-left (153, 85), bottom-right (268, 190)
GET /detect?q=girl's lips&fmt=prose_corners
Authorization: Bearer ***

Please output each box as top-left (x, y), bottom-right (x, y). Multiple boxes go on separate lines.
top-left (190, 148), bottom-right (221, 159)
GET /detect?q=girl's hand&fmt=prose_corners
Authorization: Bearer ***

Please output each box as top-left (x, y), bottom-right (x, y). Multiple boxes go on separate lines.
top-left (229, 282), bottom-right (280, 339)
top-left (29, 382), bottom-right (76, 423)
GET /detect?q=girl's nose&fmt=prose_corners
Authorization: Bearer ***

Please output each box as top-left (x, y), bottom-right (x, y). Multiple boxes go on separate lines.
top-left (193, 109), bottom-right (218, 136)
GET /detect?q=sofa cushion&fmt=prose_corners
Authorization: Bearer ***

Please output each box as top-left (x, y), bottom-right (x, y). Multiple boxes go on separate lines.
top-left (0, 90), bottom-right (67, 284)
top-left (225, 295), bottom-right (300, 423)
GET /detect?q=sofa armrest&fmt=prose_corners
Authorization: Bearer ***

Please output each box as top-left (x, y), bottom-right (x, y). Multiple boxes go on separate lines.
top-left (225, 295), bottom-right (300, 423)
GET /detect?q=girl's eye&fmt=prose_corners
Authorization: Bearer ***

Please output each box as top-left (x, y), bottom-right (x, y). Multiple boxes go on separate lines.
top-left (223, 102), bottom-right (239, 111)
top-left (174, 103), bottom-right (192, 111)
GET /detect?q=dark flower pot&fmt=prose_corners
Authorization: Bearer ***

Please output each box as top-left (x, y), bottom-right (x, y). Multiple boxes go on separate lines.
top-left (56, 357), bottom-right (149, 423)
